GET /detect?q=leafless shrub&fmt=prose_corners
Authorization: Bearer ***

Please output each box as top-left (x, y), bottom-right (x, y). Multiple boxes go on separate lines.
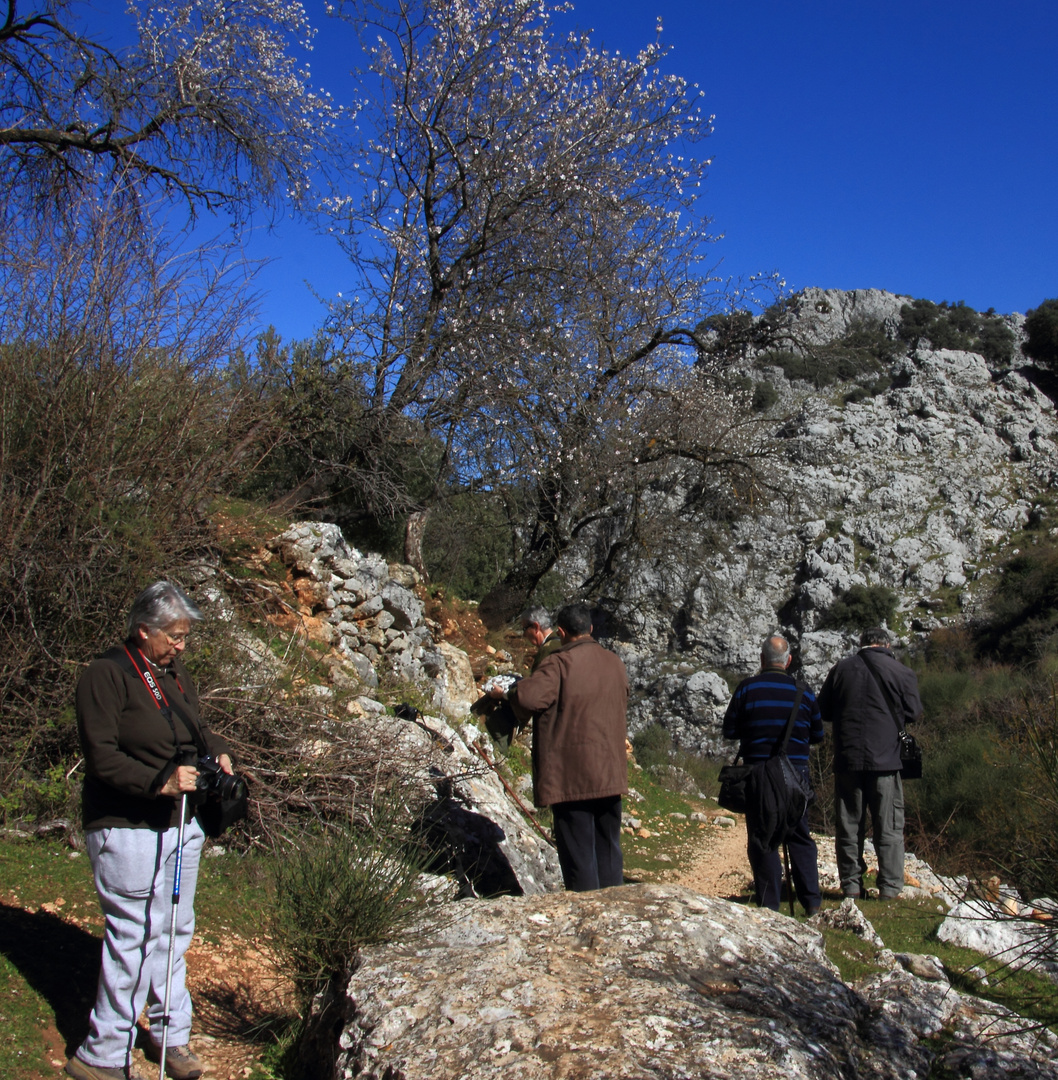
top-left (0, 192), bottom-right (278, 807)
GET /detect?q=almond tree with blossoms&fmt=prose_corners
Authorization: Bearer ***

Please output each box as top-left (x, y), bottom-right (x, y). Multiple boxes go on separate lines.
top-left (0, 0), bottom-right (337, 222)
top-left (323, 0), bottom-right (776, 620)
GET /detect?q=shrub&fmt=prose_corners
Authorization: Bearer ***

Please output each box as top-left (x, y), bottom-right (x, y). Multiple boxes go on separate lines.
top-left (998, 688), bottom-right (1058, 897)
top-left (819, 584), bottom-right (898, 631)
top-left (978, 541), bottom-right (1058, 661)
top-left (1023, 299), bottom-right (1058, 370)
top-left (271, 820), bottom-right (429, 1010)
top-left (0, 195), bottom-right (274, 813)
top-left (423, 491), bottom-right (517, 600)
top-left (903, 723), bottom-right (1013, 873)
top-left (632, 723), bottom-right (673, 770)
top-left (751, 380), bottom-right (779, 413)
top-left (976, 315), bottom-right (1016, 365)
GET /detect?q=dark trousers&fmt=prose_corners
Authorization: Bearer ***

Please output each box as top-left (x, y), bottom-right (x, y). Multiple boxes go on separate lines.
top-left (551, 795), bottom-right (624, 891)
top-left (746, 811), bottom-right (821, 912)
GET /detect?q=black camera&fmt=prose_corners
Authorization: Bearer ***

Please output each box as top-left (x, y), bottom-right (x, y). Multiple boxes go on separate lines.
top-left (195, 755), bottom-right (247, 804)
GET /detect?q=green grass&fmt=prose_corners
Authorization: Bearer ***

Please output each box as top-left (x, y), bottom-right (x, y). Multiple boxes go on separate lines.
top-left (622, 764), bottom-right (704, 879)
top-left (0, 836), bottom-right (279, 1078)
top-left (814, 891), bottom-right (1058, 1031)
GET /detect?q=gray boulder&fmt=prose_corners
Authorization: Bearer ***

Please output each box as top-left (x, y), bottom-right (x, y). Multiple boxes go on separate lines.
top-left (324, 884), bottom-right (1058, 1079)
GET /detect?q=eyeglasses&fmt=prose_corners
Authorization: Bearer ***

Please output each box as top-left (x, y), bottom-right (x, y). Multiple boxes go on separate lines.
top-left (158, 629), bottom-right (190, 645)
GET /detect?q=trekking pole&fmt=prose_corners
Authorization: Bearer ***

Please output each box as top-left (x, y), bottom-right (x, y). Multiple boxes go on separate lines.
top-left (472, 738), bottom-right (555, 846)
top-left (159, 792), bottom-right (188, 1080)
top-left (782, 842), bottom-right (794, 917)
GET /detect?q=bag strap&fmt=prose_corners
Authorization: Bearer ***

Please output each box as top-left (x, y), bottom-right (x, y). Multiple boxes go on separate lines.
top-left (858, 651), bottom-right (907, 735)
top-left (774, 684), bottom-right (806, 758)
top-left (101, 645), bottom-right (210, 757)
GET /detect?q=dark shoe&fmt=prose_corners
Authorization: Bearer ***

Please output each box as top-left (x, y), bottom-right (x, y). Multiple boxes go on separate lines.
top-left (146, 1044), bottom-right (203, 1080)
top-left (805, 905), bottom-right (821, 917)
top-left (65, 1057), bottom-right (147, 1080)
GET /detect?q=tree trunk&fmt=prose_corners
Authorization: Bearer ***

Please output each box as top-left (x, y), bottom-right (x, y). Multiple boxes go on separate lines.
top-left (403, 509), bottom-right (431, 582)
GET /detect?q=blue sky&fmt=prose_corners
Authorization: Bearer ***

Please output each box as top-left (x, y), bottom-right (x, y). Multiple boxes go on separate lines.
top-left (224, 0), bottom-right (1058, 341)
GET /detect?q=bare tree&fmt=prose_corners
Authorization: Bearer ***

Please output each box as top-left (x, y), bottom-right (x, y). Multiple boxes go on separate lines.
top-left (0, 0), bottom-right (336, 219)
top-left (321, 0), bottom-right (774, 612)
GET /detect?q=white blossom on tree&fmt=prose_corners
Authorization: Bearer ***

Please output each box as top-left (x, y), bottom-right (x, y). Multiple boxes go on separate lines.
top-left (324, 0), bottom-right (774, 612)
top-left (0, 0), bottom-right (338, 218)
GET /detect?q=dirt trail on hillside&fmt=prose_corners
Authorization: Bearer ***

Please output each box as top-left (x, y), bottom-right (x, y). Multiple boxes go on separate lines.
top-left (670, 817), bottom-right (753, 899)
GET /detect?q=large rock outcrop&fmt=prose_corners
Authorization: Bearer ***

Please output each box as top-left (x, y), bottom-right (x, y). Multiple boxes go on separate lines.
top-left (320, 884), bottom-right (1058, 1079)
top-left (384, 709), bottom-right (563, 897)
top-left (566, 290), bottom-right (1058, 752)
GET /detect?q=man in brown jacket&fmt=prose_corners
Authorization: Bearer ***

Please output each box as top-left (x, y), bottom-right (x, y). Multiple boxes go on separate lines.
top-left (491, 603), bottom-right (628, 890)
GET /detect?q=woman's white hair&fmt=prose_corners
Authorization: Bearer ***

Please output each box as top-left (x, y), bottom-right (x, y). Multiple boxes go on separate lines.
top-left (125, 581), bottom-right (202, 638)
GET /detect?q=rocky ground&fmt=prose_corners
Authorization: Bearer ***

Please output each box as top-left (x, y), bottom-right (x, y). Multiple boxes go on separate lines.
top-left (15, 819), bottom-right (752, 1080)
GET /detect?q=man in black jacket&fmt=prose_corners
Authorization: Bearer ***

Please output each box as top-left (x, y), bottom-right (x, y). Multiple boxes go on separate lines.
top-left (818, 627), bottom-right (924, 899)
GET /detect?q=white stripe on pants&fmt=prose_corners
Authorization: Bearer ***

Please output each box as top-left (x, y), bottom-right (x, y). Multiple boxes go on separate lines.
top-left (78, 818), bottom-right (204, 1069)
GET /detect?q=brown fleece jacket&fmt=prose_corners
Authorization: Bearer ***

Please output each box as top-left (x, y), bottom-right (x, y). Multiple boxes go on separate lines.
top-left (510, 636), bottom-right (628, 808)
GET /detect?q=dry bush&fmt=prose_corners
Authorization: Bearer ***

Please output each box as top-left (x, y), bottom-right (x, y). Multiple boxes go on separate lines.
top-left (182, 583), bottom-right (439, 849)
top-left (0, 194), bottom-right (278, 810)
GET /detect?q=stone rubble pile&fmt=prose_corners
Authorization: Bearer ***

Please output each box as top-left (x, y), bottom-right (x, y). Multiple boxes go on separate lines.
top-left (265, 522), bottom-right (479, 718)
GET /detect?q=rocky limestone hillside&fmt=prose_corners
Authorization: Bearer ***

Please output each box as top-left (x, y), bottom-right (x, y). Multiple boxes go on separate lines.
top-left (560, 288), bottom-right (1057, 754)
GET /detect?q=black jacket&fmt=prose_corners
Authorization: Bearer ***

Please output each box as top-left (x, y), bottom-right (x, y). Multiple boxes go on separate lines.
top-left (76, 644), bottom-right (230, 830)
top-left (818, 647), bottom-right (923, 772)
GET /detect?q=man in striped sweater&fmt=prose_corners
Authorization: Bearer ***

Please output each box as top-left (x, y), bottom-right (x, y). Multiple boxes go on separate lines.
top-left (722, 633), bottom-right (824, 913)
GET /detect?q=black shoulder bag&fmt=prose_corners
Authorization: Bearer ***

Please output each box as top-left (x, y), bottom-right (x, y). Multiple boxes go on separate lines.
top-left (859, 652), bottom-right (922, 780)
top-left (718, 686), bottom-right (813, 815)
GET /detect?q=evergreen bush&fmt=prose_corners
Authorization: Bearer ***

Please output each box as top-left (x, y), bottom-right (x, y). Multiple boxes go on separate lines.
top-left (632, 723), bottom-right (673, 770)
top-left (1022, 299), bottom-right (1058, 370)
top-left (819, 584), bottom-right (898, 631)
top-left (978, 541), bottom-right (1058, 660)
top-left (271, 819), bottom-right (430, 1010)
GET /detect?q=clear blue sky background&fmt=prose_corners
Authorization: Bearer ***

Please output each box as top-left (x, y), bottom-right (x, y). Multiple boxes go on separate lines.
top-left (214, 0), bottom-right (1058, 341)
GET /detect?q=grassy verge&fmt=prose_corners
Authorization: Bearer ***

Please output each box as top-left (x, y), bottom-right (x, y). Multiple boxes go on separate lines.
top-left (0, 836), bottom-right (279, 1079)
top-left (621, 764), bottom-right (708, 880)
top-left (813, 890), bottom-right (1058, 1032)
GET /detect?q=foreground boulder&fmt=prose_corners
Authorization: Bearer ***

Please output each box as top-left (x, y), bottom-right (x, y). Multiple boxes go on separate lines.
top-left (322, 884), bottom-right (1058, 1079)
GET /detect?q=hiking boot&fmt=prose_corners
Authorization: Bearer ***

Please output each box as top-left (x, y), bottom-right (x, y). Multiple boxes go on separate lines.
top-left (146, 1043), bottom-right (203, 1080)
top-left (65, 1057), bottom-right (148, 1080)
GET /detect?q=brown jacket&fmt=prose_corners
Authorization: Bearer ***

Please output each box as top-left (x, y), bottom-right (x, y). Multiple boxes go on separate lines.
top-left (510, 636), bottom-right (628, 807)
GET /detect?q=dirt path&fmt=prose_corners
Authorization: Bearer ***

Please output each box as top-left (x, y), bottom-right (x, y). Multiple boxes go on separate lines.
top-left (671, 817), bottom-right (753, 900)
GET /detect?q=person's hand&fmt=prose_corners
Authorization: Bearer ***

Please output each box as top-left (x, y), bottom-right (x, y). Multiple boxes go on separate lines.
top-left (217, 753), bottom-right (234, 776)
top-left (160, 765), bottom-right (199, 797)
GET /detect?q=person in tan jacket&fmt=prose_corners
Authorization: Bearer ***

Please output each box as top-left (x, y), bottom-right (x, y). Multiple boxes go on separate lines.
top-left (491, 603), bottom-right (628, 890)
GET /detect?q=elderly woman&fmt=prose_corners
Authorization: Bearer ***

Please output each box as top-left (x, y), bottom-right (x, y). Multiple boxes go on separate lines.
top-left (66, 582), bottom-right (233, 1080)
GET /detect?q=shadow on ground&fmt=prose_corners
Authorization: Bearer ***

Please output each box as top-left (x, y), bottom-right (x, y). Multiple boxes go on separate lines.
top-left (0, 901), bottom-right (98, 1054)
